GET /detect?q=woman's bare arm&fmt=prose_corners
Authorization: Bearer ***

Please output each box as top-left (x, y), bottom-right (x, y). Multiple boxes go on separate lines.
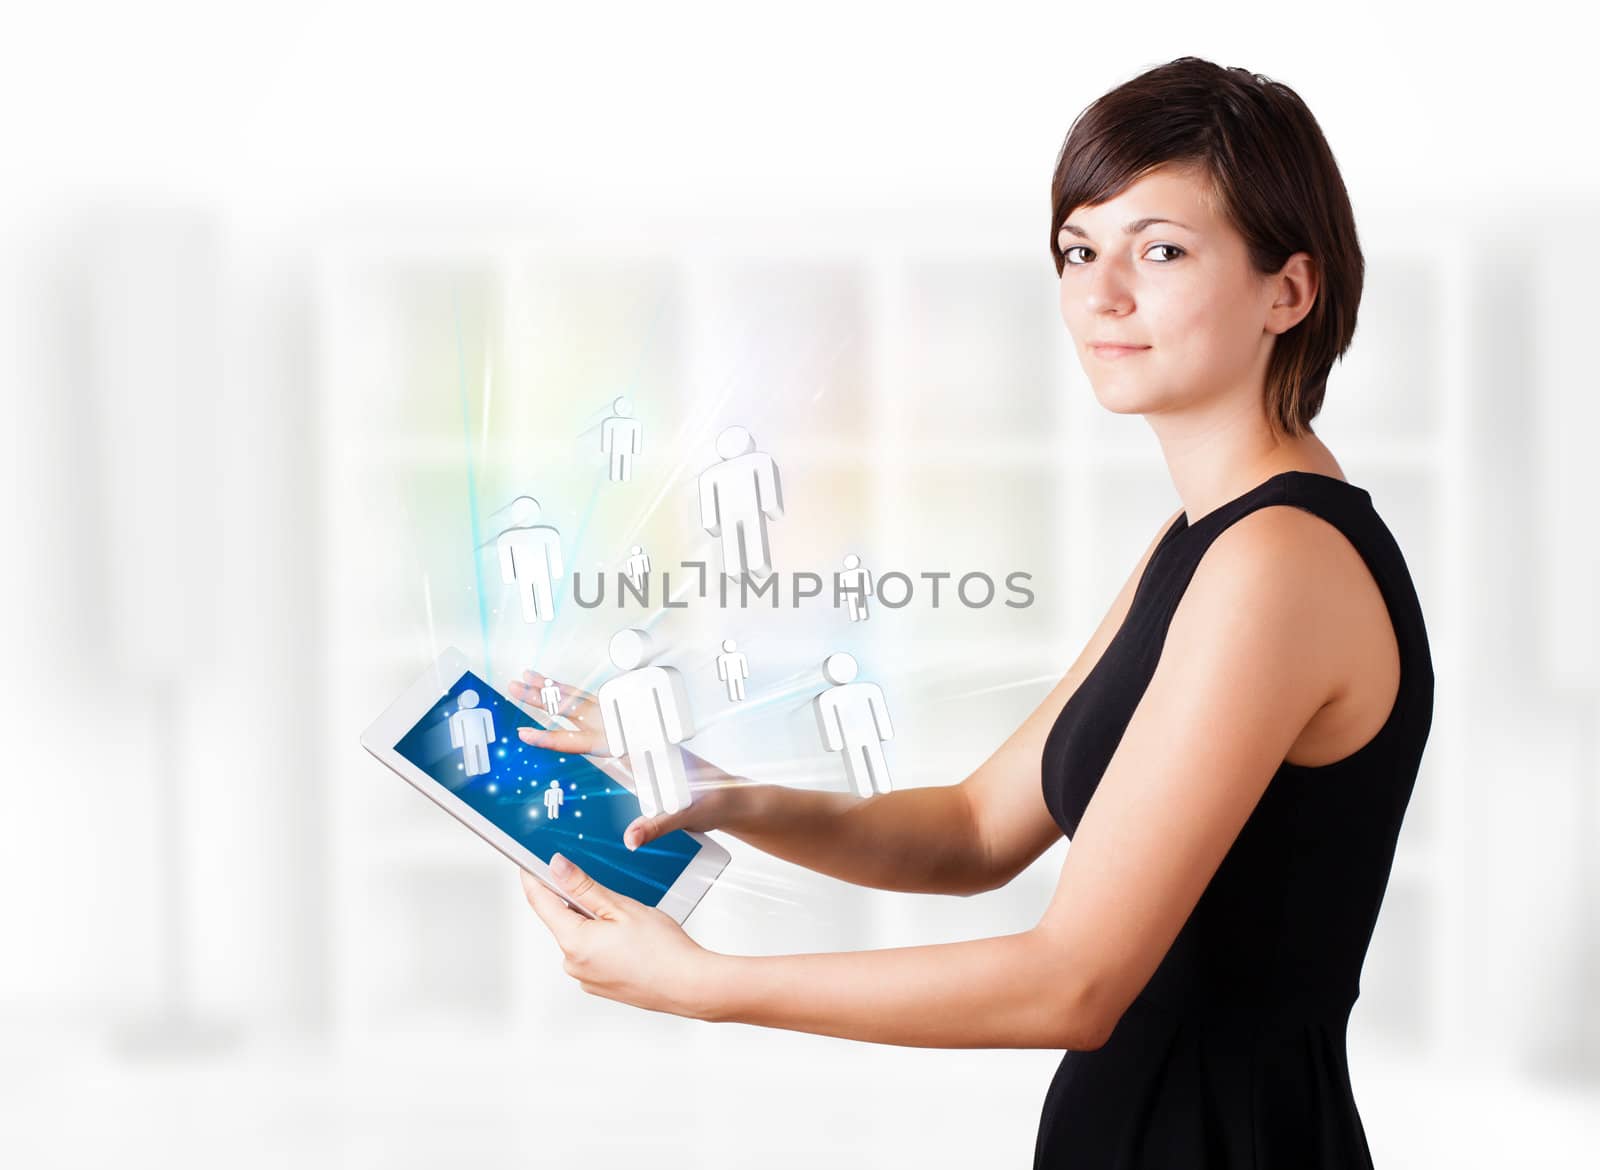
top-left (681, 777), bottom-right (990, 896)
top-left (514, 509), bottom-right (1183, 898)
top-left (513, 689), bottom-right (997, 896)
top-left (686, 508), bottom-right (1347, 1049)
top-left (700, 929), bottom-right (1092, 1048)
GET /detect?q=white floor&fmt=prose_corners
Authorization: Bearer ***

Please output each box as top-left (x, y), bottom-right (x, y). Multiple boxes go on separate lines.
top-left (3, 1018), bottom-right (1596, 1168)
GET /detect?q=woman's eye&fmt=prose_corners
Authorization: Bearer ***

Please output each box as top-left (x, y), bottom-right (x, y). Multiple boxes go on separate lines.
top-left (1056, 244), bottom-right (1184, 267)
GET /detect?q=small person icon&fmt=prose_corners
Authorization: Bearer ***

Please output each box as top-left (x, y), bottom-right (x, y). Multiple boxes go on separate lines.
top-left (698, 424), bottom-right (784, 582)
top-left (543, 779), bottom-right (565, 820)
top-left (626, 545), bottom-right (652, 590)
top-left (601, 396), bottom-right (643, 482)
top-left (715, 638), bottom-right (750, 702)
top-left (838, 553), bottom-right (874, 622)
top-left (595, 628), bottom-right (696, 817)
top-left (813, 652), bottom-right (895, 796)
top-left (449, 689), bottom-right (496, 778)
top-left (496, 496), bottom-right (563, 623)
top-left (539, 677), bottom-right (562, 718)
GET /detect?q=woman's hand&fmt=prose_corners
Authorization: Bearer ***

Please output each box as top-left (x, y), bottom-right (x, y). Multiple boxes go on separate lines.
top-left (509, 666), bottom-right (777, 849)
top-left (507, 670), bottom-right (609, 756)
top-left (620, 781), bottom-right (775, 851)
top-left (521, 853), bottom-right (723, 1020)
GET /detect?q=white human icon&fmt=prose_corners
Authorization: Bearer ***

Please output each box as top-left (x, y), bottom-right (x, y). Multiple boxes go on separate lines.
top-left (595, 628), bottom-right (695, 817)
top-left (601, 396), bottom-right (642, 482)
top-left (543, 779), bottom-right (565, 820)
top-left (813, 652), bottom-right (895, 797)
top-left (715, 638), bottom-right (750, 702)
top-left (625, 544), bottom-right (651, 589)
top-left (698, 424), bottom-right (784, 582)
top-left (496, 496), bottom-right (563, 623)
top-left (449, 689), bottom-right (496, 778)
top-left (839, 553), bottom-right (874, 622)
top-left (539, 677), bottom-right (562, 717)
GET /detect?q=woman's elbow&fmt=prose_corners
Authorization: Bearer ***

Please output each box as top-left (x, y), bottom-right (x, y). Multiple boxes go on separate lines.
top-left (1056, 1006), bottom-right (1114, 1052)
top-left (1053, 974), bottom-right (1121, 1052)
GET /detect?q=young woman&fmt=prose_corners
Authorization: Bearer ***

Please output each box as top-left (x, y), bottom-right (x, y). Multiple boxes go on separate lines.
top-left (508, 56), bottom-right (1434, 1167)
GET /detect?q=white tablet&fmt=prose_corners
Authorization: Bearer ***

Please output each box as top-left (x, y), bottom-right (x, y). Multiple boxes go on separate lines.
top-left (360, 647), bottom-right (730, 924)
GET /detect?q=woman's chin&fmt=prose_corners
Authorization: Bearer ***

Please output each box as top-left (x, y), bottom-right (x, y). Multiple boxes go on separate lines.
top-left (1088, 383), bottom-right (1159, 416)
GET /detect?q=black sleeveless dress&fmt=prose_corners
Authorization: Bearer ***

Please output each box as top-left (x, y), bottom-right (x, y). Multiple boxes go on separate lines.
top-left (1035, 470), bottom-right (1434, 1168)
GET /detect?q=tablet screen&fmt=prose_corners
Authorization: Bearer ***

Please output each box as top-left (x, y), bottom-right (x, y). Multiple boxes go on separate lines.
top-left (393, 669), bottom-right (703, 906)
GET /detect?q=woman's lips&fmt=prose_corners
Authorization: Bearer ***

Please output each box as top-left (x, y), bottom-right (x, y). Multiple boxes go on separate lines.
top-left (1090, 344), bottom-right (1150, 360)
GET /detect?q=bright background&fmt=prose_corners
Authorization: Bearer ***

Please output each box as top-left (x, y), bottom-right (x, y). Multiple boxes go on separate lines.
top-left (3, 2), bottom-right (1598, 1166)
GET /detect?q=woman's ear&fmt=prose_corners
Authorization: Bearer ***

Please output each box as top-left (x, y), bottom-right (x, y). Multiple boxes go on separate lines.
top-left (1267, 251), bottom-right (1318, 334)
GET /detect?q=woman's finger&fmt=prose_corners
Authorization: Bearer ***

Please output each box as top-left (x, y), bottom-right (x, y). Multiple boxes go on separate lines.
top-left (623, 817), bottom-right (650, 850)
top-left (519, 668), bottom-right (598, 704)
top-left (548, 852), bottom-right (639, 920)
top-left (513, 669), bottom-right (590, 700)
top-left (507, 676), bottom-right (547, 705)
top-left (510, 672), bottom-right (598, 721)
top-left (624, 810), bottom-right (686, 850)
top-left (557, 690), bottom-right (599, 719)
top-left (518, 725), bottom-right (602, 754)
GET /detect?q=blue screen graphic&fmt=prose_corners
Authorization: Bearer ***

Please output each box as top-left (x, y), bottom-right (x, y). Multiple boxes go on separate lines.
top-left (393, 670), bottom-right (702, 906)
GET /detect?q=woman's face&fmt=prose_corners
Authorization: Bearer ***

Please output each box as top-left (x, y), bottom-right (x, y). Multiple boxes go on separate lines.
top-left (1056, 163), bottom-right (1285, 423)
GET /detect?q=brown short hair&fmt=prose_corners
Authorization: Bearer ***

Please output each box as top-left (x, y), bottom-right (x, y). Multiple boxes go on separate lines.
top-left (1049, 57), bottom-right (1363, 438)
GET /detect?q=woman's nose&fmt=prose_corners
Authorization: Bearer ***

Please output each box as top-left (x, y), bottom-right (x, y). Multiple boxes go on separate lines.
top-left (1082, 264), bottom-right (1135, 315)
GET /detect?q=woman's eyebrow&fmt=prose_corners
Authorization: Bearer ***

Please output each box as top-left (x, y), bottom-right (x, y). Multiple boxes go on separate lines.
top-left (1059, 216), bottom-right (1194, 240)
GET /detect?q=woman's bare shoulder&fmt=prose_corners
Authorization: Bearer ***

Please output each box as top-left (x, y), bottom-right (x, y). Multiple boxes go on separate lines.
top-left (1184, 503), bottom-right (1395, 709)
